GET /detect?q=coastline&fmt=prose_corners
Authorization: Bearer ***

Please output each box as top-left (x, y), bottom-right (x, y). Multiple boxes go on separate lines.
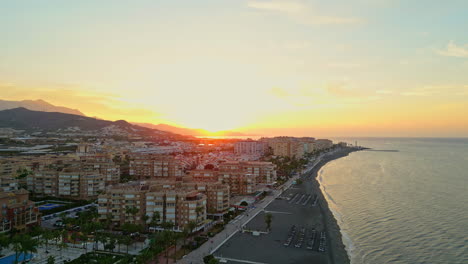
top-left (207, 147), bottom-right (363, 264)
top-left (304, 147), bottom-right (361, 264)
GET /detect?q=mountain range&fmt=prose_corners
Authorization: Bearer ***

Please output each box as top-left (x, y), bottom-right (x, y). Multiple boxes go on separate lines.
top-left (0, 99), bottom-right (252, 137)
top-left (0, 107), bottom-right (181, 139)
top-left (0, 99), bottom-right (84, 116)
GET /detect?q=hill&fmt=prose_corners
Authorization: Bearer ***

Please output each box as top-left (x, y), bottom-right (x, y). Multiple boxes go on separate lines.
top-left (0, 99), bottom-right (84, 116)
top-left (0, 108), bottom-right (181, 138)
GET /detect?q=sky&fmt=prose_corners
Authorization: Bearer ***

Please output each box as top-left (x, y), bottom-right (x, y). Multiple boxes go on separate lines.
top-left (1, 0), bottom-right (468, 137)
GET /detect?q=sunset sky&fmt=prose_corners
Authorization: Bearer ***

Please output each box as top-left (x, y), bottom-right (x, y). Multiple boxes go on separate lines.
top-left (1, 0), bottom-right (468, 137)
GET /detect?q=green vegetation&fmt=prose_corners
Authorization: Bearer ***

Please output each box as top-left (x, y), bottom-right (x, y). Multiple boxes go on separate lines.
top-left (204, 254), bottom-right (219, 264)
top-left (64, 252), bottom-right (128, 264)
top-left (265, 212), bottom-right (273, 231)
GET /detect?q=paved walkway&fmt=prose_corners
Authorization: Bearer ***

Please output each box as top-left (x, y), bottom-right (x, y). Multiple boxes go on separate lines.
top-left (177, 177), bottom-right (298, 264)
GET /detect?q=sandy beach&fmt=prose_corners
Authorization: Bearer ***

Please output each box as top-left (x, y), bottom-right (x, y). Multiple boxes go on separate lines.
top-left (307, 148), bottom-right (360, 264)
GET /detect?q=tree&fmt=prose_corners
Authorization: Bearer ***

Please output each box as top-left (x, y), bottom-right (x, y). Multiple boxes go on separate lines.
top-left (58, 241), bottom-right (68, 258)
top-left (71, 232), bottom-right (79, 246)
top-left (172, 232), bottom-right (182, 263)
top-left (181, 226), bottom-right (190, 255)
top-left (123, 236), bottom-right (132, 254)
top-left (46, 256), bottom-right (55, 264)
top-left (104, 235), bottom-right (116, 252)
top-left (42, 230), bottom-right (55, 253)
top-left (208, 258), bottom-right (219, 264)
top-left (195, 206), bottom-right (204, 222)
top-left (161, 231), bottom-right (174, 264)
top-left (125, 206), bottom-right (140, 224)
top-left (149, 211), bottom-right (160, 229)
top-left (203, 254), bottom-right (218, 264)
top-left (11, 234), bottom-right (24, 264)
top-left (265, 213), bottom-right (273, 231)
top-left (0, 233), bottom-right (9, 257)
top-left (142, 214), bottom-right (149, 229)
top-left (187, 221), bottom-right (197, 235)
top-left (80, 233), bottom-right (89, 253)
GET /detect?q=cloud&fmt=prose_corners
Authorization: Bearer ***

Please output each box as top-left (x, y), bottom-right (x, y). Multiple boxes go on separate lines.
top-left (437, 41), bottom-right (468, 58)
top-left (326, 81), bottom-right (364, 97)
top-left (269, 87), bottom-right (290, 98)
top-left (376, 89), bottom-right (393, 95)
top-left (326, 62), bottom-right (361, 69)
top-left (401, 85), bottom-right (468, 97)
top-left (247, 0), bottom-right (363, 25)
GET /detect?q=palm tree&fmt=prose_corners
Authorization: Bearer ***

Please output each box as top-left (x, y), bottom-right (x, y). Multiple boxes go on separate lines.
top-left (142, 214), bottom-right (149, 230)
top-left (163, 231), bottom-right (174, 264)
top-left (46, 255), bottom-right (55, 264)
top-left (21, 236), bottom-right (39, 262)
top-left (125, 206), bottom-right (139, 224)
top-left (195, 206), bottom-right (204, 222)
top-left (181, 226), bottom-right (189, 255)
top-left (80, 233), bottom-right (88, 252)
top-left (0, 233), bottom-right (9, 257)
top-left (264, 213), bottom-right (273, 231)
top-left (58, 241), bottom-right (68, 258)
top-left (42, 231), bottom-right (55, 253)
top-left (11, 234), bottom-right (23, 264)
top-left (123, 236), bottom-right (132, 254)
top-left (187, 220), bottom-right (197, 235)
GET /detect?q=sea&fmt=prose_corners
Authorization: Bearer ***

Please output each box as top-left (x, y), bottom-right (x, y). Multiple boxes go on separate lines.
top-left (319, 138), bottom-right (468, 264)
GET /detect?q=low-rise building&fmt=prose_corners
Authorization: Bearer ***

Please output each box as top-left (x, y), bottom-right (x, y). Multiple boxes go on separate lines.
top-left (0, 189), bottom-right (39, 233)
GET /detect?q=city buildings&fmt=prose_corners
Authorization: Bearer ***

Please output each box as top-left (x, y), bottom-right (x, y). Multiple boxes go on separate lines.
top-left (129, 153), bottom-right (183, 180)
top-left (260, 137), bottom-right (333, 158)
top-left (219, 161), bottom-right (277, 184)
top-left (234, 140), bottom-right (268, 156)
top-left (97, 179), bottom-right (230, 230)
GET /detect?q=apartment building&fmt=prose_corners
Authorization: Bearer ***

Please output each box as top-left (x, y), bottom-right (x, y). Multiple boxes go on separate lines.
top-left (80, 155), bottom-right (120, 185)
top-left (315, 139), bottom-right (333, 150)
top-left (129, 154), bottom-right (183, 180)
top-left (0, 189), bottom-right (39, 233)
top-left (219, 161), bottom-right (277, 184)
top-left (58, 170), bottom-right (105, 200)
top-left (27, 170), bottom-right (58, 196)
top-left (146, 187), bottom-right (206, 228)
top-left (98, 179), bottom-right (229, 229)
top-left (147, 181), bottom-right (230, 215)
top-left (260, 137), bottom-right (333, 158)
top-left (98, 182), bottom-right (147, 226)
top-left (188, 170), bottom-right (218, 182)
top-left (234, 140), bottom-right (268, 156)
top-left (219, 171), bottom-right (256, 195)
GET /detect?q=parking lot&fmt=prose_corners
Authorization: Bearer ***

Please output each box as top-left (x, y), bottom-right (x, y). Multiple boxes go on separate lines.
top-left (215, 185), bottom-right (329, 264)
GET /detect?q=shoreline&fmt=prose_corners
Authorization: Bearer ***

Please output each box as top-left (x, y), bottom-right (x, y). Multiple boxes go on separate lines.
top-left (206, 147), bottom-right (363, 264)
top-left (303, 147), bottom-right (361, 264)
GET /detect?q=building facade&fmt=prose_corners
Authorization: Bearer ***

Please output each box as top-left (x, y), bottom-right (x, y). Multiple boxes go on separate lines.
top-left (129, 154), bottom-right (183, 180)
top-left (0, 189), bottom-right (39, 233)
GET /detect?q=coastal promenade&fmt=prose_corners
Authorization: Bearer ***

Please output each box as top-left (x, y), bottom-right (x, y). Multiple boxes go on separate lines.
top-left (178, 147), bottom-right (356, 264)
top-left (178, 173), bottom-right (300, 264)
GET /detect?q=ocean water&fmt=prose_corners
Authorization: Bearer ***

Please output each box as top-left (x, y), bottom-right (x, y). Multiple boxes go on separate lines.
top-left (319, 138), bottom-right (468, 264)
